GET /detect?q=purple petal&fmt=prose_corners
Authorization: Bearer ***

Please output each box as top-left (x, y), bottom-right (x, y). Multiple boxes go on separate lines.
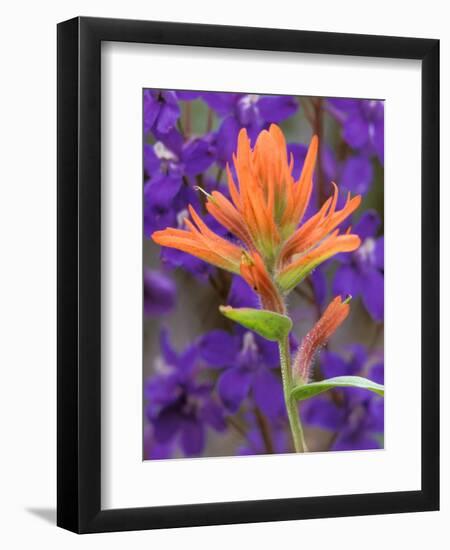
top-left (328, 98), bottom-right (359, 113)
top-left (217, 367), bottom-right (252, 412)
top-left (152, 127), bottom-right (184, 156)
top-left (287, 143), bottom-right (307, 180)
top-left (144, 204), bottom-right (176, 236)
top-left (235, 100), bottom-right (259, 128)
top-left (257, 95), bottom-right (298, 123)
top-left (178, 343), bottom-right (199, 374)
top-left (144, 174), bottom-right (183, 205)
top-left (176, 91), bottom-right (201, 101)
top-left (227, 276), bottom-right (259, 309)
top-left (159, 328), bottom-right (179, 367)
top-left (361, 269), bottom-right (384, 321)
top-left (370, 362), bottom-right (384, 385)
top-left (144, 376), bottom-right (180, 416)
top-left (343, 113), bottom-right (369, 149)
top-left (302, 396), bottom-right (346, 431)
top-left (152, 408), bottom-right (182, 443)
top-left (143, 90), bottom-right (159, 134)
top-left (340, 155), bottom-right (374, 195)
top-left (180, 418), bottom-right (205, 456)
top-left (143, 144), bottom-right (160, 176)
top-left (254, 336), bottom-right (280, 369)
top-left (155, 92), bottom-right (180, 134)
top-left (160, 247), bottom-right (213, 281)
top-left (333, 264), bottom-right (361, 299)
top-left (199, 400), bottom-right (226, 432)
top-left (143, 270), bottom-right (176, 316)
top-left (201, 92), bottom-right (240, 116)
top-left (216, 116), bottom-right (240, 165)
top-left (182, 138), bottom-right (215, 176)
top-left (143, 424), bottom-right (173, 460)
top-left (252, 368), bottom-right (284, 418)
top-left (354, 210), bottom-right (381, 240)
top-left (198, 330), bottom-right (240, 368)
top-left (366, 398), bottom-right (384, 433)
top-left (320, 351), bottom-right (350, 378)
top-left (347, 344), bottom-right (368, 373)
top-left (333, 431), bottom-right (380, 451)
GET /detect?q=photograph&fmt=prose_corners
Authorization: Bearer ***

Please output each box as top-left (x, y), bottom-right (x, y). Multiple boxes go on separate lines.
top-left (0, 0), bottom-right (442, 542)
top-left (143, 90), bottom-right (385, 459)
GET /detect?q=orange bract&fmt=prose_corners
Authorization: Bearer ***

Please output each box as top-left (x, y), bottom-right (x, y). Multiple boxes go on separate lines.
top-left (153, 205), bottom-right (242, 274)
top-left (239, 251), bottom-right (285, 313)
top-left (152, 124), bottom-right (361, 310)
top-left (293, 296), bottom-right (351, 382)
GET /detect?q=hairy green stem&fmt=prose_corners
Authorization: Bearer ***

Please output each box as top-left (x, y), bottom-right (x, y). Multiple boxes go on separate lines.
top-left (278, 336), bottom-right (308, 453)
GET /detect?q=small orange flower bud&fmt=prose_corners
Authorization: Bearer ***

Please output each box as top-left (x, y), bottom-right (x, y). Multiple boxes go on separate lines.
top-left (293, 296), bottom-right (351, 383)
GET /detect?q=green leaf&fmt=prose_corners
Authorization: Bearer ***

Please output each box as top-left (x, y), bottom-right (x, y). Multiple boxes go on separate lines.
top-left (291, 376), bottom-right (384, 401)
top-left (219, 306), bottom-right (292, 342)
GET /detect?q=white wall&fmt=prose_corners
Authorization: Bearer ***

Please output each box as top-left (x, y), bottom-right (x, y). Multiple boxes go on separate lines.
top-left (0, 1), bottom-right (447, 548)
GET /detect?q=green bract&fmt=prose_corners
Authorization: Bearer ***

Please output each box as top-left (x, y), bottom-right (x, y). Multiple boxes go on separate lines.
top-left (219, 306), bottom-right (292, 342)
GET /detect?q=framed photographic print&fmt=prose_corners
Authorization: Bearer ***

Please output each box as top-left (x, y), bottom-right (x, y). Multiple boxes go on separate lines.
top-left (57, 16), bottom-right (439, 533)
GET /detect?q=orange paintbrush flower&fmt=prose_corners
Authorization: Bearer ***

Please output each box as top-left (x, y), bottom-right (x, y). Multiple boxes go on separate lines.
top-left (293, 295), bottom-right (351, 383)
top-left (152, 124), bottom-right (361, 312)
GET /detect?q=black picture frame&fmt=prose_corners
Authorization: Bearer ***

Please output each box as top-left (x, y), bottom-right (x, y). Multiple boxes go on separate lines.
top-left (57, 16), bottom-right (439, 533)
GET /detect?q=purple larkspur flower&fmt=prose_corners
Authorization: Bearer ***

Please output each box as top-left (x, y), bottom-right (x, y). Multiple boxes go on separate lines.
top-left (143, 135), bottom-right (217, 236)
top-left (302, 345), bottom-right (384, 451)
top-left (144, 90), bottom-right (180, 134)
top-left (333, 210), bottom-right (384, 321)
top-left (198, 328), bottom-right (286, 418)
top-left (146, 131), bottom-right (217, 180)
top-left (322, 144), bottom-right (374, 197)
top-left (327, 98), bottom-right (384, 164)
top-left (143, 269), bottom-right (176, 317)
top-left (204, 93), bottom-right (298, 165)
top-left (143, 177), bottom-right (183, 235)
top-left (181, 135), bottom-right (217, 176)
top-left (145, 329), bottom-right (226, 457)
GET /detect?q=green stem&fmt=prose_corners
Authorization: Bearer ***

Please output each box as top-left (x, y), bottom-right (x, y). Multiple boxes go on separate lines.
top-left (278, 336), bottom-right (308, 453)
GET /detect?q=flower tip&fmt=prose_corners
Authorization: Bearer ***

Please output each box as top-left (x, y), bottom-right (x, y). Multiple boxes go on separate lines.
top-left (151, 230), bottom-right (164, 244)
top-left (342, 294), bottom-right (352, 305)
top-left (310, 134), bottom-right (319, 150)
top-left (237, 126), bottom-right (250, 143)
top-left (194, 186), bottom-right (216, 204)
